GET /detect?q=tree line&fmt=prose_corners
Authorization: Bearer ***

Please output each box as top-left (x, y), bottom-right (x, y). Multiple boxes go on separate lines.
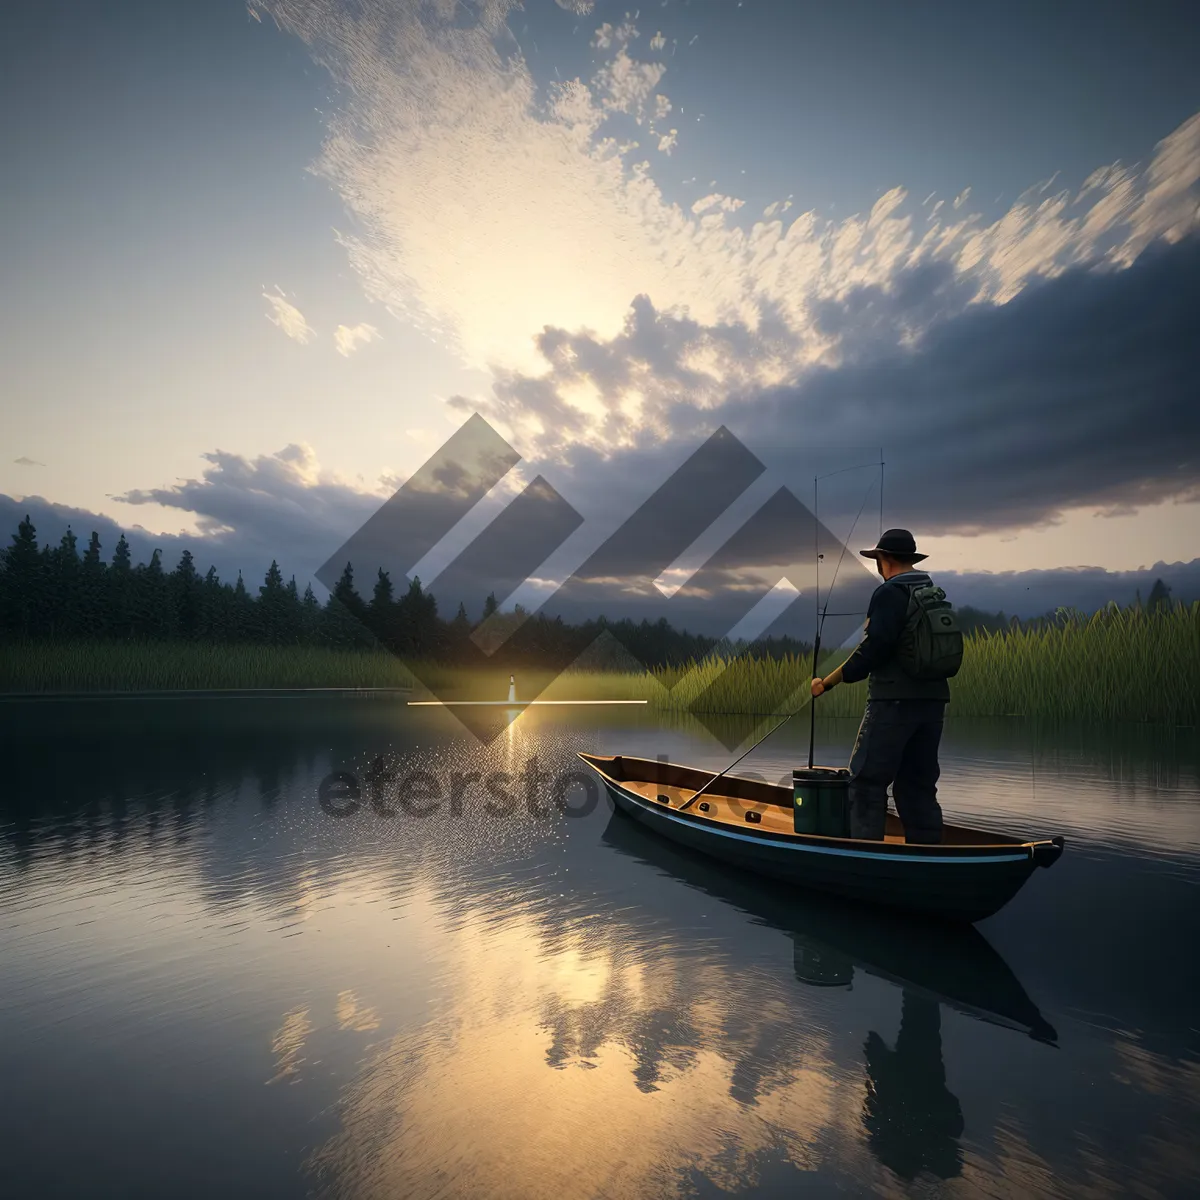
top-left (7, 516), bottom-right (1170, 665)
top-left (0, 516), bottom-right (816, 667)
top-left (954, 579), bottom-right (1175, 636)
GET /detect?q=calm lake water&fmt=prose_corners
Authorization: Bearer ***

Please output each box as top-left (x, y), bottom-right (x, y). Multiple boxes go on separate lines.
top-left (1, 698), bottom-right (1198, 1199)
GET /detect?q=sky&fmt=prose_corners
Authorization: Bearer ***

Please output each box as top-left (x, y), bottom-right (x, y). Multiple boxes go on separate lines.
top-left (1, 0), bottom-right (1198, 623)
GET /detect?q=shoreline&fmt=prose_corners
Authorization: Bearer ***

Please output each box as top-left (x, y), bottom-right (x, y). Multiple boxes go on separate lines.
top-left (0, 686), bottom-right (415, 701)
top-left (0, 688), bottom-right (1192, 730)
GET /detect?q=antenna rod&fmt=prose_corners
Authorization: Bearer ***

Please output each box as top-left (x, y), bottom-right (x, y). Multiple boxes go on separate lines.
top-left (879, 447), bottom-right (884, 538)
top-left (809, 469), bottom-right (873, 770)
top-left (685, 460), bottom-right (876, 803)
top-left (808, 626), bottom-right (821, 770)
top-left (809, 474), bottom-right (820, 769)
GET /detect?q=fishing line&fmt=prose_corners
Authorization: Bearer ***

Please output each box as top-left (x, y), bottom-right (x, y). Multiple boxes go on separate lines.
top-left (809, 470), bottom-right (879, 768)
top-left (820, 476), bottom-right (878, 616)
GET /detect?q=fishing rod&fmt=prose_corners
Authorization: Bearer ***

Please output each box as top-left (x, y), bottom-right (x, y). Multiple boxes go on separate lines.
top-left (807, 449), bottom-right (884, 770)
top-left (677, 707), bottom-right (798, 811)
top-left (678, 455), bottom-right (884, 812)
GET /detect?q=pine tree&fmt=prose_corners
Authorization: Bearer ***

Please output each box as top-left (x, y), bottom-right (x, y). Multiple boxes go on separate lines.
top-left (323, 561), bottom-right (370, 646)
top-left (284, 577), bottom-right (303, 645)
top-left (134, 549), bottom-right (174, 640)
top-left (447, 600), bottom-right (472, 663)
top-left (301, 583), bottom-right (321, 643)
top-left (0, 515), bottom-right (44, 637)
top-left (1147, 578), bottom-right (1172, 612)
top-left (322, 592), bottom-right (365, 647)
top-left (231, 572), bottom-right (253, 641)
top-left (80, 531), bottom-right (107, 637)
top-left (202, 566), bottom-right (225, 641)
top-left (50, 527), bottom-right (82, 638)
top-left (333, 562), bottom-right (366, 619)
top-left (109, 534), bottom-right (134, 638)
top-left (397, 575), bottom-right (439, 659)
top-left (259, 560), bottom-right (287, 644)
top-left (172, 549), bottom-right (202, 639)
top-left (369, 568), bottom-right (395, 646)
top-left (482, 591), bottom-right (499, 620)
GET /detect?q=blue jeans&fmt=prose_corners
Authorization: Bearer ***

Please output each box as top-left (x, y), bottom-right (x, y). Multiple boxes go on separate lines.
top-left (848, 699), bottom-right (946, 843)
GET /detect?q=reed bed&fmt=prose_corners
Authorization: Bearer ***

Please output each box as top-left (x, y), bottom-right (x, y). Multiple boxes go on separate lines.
top-left (623, 601), bottom-right (1197, 725)
top-left (2, 602), bottom-right (1196, 725)
top-left (947, 601), bottom-right (1199, 724)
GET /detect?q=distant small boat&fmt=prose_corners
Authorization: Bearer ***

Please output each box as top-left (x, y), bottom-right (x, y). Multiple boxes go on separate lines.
top-left (579, 753), bottom-right (1065, 924)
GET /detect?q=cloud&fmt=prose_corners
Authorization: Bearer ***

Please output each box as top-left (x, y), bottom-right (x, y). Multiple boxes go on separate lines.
top-left (108, 443), bottom-right (385, 584)
top-left (455, 235), bottom-right (1199, 552)
top-left (656, 129), bottom-right (677, 155)
top-left (591, 21), bottom-right (635, 51)
top-left (747, 235), bottom-right (1200, 534)
top-left (262, 285), bottom-right (314, 344)
top-left (334, 322), bottom-right (380, 356)
top-left (554, 0), bottom-right (593, 14)
top-left (252, 0), bottom-right (1199, 393)
top-left (13, 457), bottom-right (45, 467)
top-left (241, 0), bottom-right (1200, 598)
top-left (0, 488), bottom-right (327, 591)
top-left (1, 438), bottom-right (414, 597)
top-left (594, 47), bottom-right (666, 122)
top-left (1111, 112), bottom-right (1200, 265)
top-left (691, 193), bottom-right (745, 216)
top-left (448, 292), bottom-right (804, 459)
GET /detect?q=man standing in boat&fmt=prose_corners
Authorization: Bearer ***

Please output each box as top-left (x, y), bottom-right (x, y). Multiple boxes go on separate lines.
top-left (810, 529), bottom-right (958, 844)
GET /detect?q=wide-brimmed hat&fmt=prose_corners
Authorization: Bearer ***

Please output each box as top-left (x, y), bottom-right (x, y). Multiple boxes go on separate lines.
top-left (859, 528), bottom-right (927, 563)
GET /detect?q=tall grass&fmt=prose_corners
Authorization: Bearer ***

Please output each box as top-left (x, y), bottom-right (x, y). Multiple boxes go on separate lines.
top-left (561, 600), bottom-right (1199, 725)
top-left (947, 601), bottom-right (1199, 724)
top-left (2, 601), bottom-right (1196, 724)
top-left (0, 641), bottom-right (416, 693)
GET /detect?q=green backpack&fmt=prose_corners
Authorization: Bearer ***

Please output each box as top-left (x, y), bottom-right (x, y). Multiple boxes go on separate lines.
top-left (896, 582), bottom-right (963, 680)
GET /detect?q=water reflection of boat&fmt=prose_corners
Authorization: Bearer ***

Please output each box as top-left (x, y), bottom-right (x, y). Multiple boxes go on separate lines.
top-left (601, 809), bottom-right (1058, 1045)
top-left (581, 752), bottom-right (1065, 923)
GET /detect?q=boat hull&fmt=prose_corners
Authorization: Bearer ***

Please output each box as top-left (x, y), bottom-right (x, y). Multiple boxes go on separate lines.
top-left (586, 756), bottom-right (1062, 924)
top-left (600, 810), bottom-right (1058, 1043)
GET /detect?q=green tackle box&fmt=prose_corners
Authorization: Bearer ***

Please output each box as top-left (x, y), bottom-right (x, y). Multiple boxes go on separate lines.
top-left (793, 767), bottom-right (852, 837)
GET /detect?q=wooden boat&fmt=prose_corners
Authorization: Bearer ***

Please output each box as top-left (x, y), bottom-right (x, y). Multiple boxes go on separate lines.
top-left (579, 752), bottom-right (1065, 924)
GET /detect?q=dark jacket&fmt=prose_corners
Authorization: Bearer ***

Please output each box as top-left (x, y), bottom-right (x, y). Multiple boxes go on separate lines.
top-left (840, 571), bottom-right (951, 702)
